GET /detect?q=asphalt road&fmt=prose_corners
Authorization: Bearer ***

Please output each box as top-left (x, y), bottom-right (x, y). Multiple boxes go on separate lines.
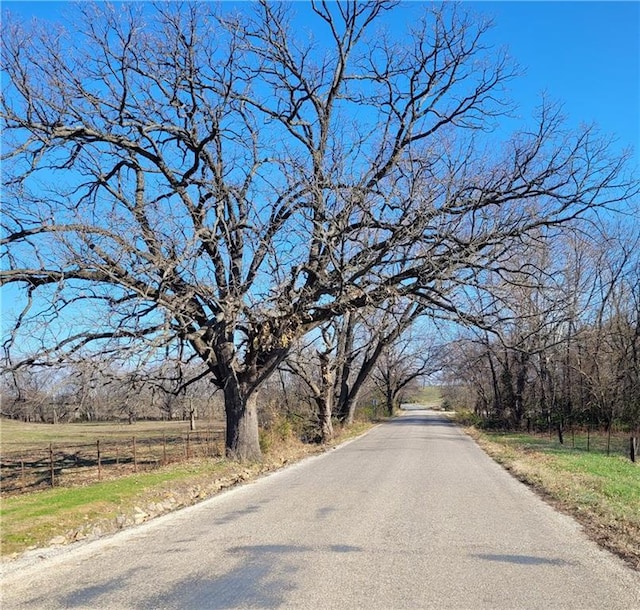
top-left (1, 409), bottom-right (638, 609)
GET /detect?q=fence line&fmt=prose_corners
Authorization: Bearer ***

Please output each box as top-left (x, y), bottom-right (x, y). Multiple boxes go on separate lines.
top-left (0, 428), bottom-right (225, 495)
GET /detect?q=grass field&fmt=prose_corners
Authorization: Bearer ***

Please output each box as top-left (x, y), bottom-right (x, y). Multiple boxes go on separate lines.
top-left (1, 419), bottom-right (226, 495)
top-left (1, 418), bottom-right (216, 449)
top-left (467, 427), bottom-right (640, 571)
top-left (407, 386), bottom-right (443, 406)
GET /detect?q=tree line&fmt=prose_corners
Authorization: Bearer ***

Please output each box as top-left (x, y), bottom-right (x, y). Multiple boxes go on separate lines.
top-left (441, 226), bottom-right (640, 440)
top-left (1, 302), bottom-right (435, 443)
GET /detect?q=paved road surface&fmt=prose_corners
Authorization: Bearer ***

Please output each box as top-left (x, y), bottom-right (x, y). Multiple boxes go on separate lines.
top-left (1, 409), bottom-right (638, 609)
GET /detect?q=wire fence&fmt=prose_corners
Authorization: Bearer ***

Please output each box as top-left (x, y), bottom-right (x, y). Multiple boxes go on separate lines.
top-left (550, 427), bottom-right (637, 460)
top-left (0, 428), bottom-right (226, 495)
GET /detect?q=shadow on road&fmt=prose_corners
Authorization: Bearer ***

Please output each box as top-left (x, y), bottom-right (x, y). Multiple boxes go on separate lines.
top-left (138, 543), bottom-right (364, 609)
top-left (386, 412), bottom-right (454, 427)
top-left (472, 553), bottom-right (574, 567)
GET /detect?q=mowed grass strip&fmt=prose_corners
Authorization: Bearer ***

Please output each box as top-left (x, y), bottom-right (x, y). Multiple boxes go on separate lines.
top-left (410, 386), bottom-right (443, 406)
top-left (468, 428), bottom-right (640, 571)
top-left (0, 460), bottom-right (237, 557)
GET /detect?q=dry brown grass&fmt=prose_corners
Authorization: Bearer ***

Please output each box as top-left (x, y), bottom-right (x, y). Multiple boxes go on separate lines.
top-left (468, 428), bottom-right (640, 571)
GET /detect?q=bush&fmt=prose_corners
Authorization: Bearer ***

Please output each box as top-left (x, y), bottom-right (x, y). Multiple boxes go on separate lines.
top-left (478, 416), bottom-right (510, 431)
top-left (452, 409), bottom-right (483, 427)
top-left (259, 413), bottom-right (296, 454)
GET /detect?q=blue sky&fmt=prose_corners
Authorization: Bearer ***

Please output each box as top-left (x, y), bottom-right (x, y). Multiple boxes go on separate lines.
top-left (4, 1), bottom-right (638, 159)
top-left (476, 1), bottom-right (639, 156)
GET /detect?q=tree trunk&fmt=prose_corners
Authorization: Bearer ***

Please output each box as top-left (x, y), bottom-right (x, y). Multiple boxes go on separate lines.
top-left (386, 387), bottom-right (394, 416)
top-left (335, 395), bottom-right (351, 424)
top-left (224, 383), bottom-right (261, 462)
top-left (318, 354), bottom-right (334, 443)
top-left (336, 394), bottom-right (359, 426)
top-left (317, 399), bottom-right (334, 443)
top-left (629, 436), bottom-right (638, 463)
top-left (189, 398), bottom-right (196, 431)
top-left (335, 311), bottom-right (355, 423)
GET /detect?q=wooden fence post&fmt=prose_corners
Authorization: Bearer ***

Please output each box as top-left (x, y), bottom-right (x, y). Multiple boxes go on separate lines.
top-left (49, 442), bottom-right (55, 487)
top-left (163, 434), bottom-right (167, 465)
top-left (97, 439), bottom-right (102, 480)
top-left (133, 436), bottom-right (137, 472)
top-left (631, 436), bottom-right (638, 463)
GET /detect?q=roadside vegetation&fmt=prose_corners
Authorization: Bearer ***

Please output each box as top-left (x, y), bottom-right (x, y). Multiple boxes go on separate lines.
top-left (455, 411), bottom-right (640, 571)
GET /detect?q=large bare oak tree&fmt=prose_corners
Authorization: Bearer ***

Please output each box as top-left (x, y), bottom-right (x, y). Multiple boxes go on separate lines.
top-left (1, 1), bottom-right (635, 459)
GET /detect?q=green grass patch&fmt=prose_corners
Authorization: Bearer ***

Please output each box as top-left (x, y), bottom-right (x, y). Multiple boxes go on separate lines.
top-left (0, 460), bottom-right (232, 556)
top-left (407, 386), bottom-right (443, 406)
top-left (469, 428), bottom-right (640, 571)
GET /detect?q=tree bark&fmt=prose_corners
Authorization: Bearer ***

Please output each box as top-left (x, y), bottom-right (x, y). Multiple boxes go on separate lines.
top-left (319, 355), bottom-right (335, 442)
top-left (317, 399), bottom-right (334, 443)
top-left (223, 383), bottom-right (261, 462)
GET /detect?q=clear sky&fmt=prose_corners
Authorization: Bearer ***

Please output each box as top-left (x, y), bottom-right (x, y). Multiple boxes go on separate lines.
top-left (476, 1), bottom-right (639, 157)
top-left (3, 0), bottom-right (638, 160)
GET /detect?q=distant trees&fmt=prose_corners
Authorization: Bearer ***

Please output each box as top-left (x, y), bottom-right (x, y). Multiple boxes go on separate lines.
top-left (1, 367), bottom-right (60, 423)
top-left (0, 358), bottom-right (223, 424)
top-left (373, 330), bottom-right (439, 416)
top-left (283, 301), bottom-right (425, 441)
top-left (2, 2), bottom-right (636, 459)
top-left (441, 228), bottom-right (640, 437)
